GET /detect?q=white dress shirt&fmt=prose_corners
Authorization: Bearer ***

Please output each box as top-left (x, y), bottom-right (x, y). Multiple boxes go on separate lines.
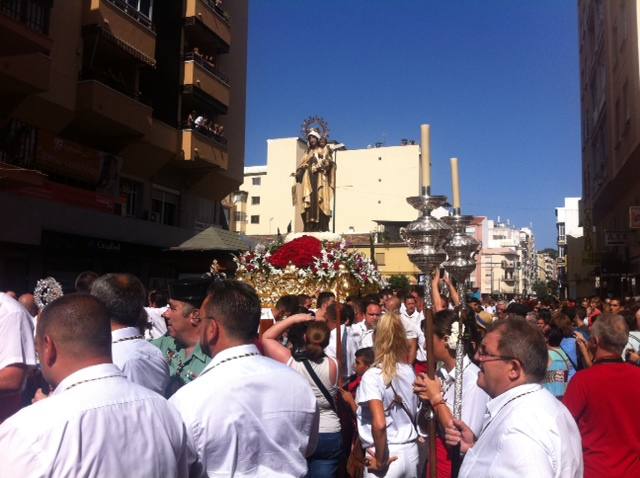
top-left (352, 321), bottom-right (375, 350)
top-left (170, 343), bottom-right (319, 477)
top-left (144, 306), bottom-right (168, 340)
top-left (402, 310), bottom-right (425, 361)
top-left (325, 324), bottom-right (358, 377)
top-left (441, 356), bottom-right (490, 437)
top-left (356, 364), bottom-right (418, 448)
top-left (112, 326), bottom-right (170, 394)
top-left (459, 383), bottom-right (583, 478)
top-left (0, 363), bottom-right (198, 477)
top-left (0, 292), bottom-right (36, 371)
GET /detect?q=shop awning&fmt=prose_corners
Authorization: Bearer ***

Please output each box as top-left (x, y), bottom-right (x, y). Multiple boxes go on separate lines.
top-left (170, 226), bottom-right (254, 252)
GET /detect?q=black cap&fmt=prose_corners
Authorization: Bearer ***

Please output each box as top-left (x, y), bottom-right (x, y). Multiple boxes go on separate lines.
top-left (168, 278), bottom-right (211, 308)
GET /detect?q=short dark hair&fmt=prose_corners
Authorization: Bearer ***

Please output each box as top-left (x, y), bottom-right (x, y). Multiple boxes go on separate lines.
top-left (205, 280), bottom-right (261, 341)
top-left (90, 273), bottom-right (146, 327)
top-left (38, 294), bottom-right (111, 358)
top-left (275, 295), bottom-right (300, 316)
top-left (148, 289), bottom-right (168, 308)
top-left (486, 316), bottom-right (547, 382)
top-left (317, 291), bottom-right (335, 309)
top-left (75, 271), bottom-right (99, 293)
top-left (325, 303), bottom-right (355, 325)
top-left (355, 347), bottom-right (374, 365)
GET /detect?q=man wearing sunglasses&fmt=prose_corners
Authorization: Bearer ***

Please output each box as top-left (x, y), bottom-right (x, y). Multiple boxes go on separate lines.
top-left (444, 317), bottom-right (583, 477)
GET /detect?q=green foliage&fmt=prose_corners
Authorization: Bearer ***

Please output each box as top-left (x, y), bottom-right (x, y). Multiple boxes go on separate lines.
top-left (388, 274), bottom-right (410, 294)
top-left (532, 279), bottom-right (559, 300)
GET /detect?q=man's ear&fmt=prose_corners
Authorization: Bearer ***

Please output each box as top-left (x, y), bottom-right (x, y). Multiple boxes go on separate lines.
top-left (508, 358), bottom-right (523, 382)
top-left (189, 308), bottom-right (201, 325)
top-left (42, 335), bottom-right (57, 368)
top-left (204, 318), bottom-right (219, 346)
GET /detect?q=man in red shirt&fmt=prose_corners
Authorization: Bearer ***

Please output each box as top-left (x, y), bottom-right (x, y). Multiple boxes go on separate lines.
top-left (564, 313), bottom-right (640, 478)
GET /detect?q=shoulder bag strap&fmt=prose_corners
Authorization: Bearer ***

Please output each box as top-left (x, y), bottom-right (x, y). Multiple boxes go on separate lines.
top-left (302, 359), bottom-right (337, 413)
top-left (559, 344), bottom-right (578, 371)
top-left (389, 382), bottom-right (419, 435)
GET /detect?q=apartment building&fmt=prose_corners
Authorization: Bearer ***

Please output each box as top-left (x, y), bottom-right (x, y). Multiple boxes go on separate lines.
top-left (0, 0), bottom-right (248, 291)
top-left (578, 0), bottom-right (640, 296)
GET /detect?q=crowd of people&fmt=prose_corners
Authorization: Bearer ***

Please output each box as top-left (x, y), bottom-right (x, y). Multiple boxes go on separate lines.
top-left (1, 270), bottom-right (639, 477)
top-left (186, 110), bottom-right (227, 144)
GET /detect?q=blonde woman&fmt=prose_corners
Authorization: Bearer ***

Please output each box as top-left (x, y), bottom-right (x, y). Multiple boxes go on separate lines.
top-left (356, 312), bottom-right (420, 477)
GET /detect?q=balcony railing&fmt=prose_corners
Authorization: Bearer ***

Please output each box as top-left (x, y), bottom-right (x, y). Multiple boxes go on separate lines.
top-left (104, 0), bottom-right (153, 30)
top-left (201, 0), bottom-right (230, 25)
top-left (80, 69), bottom-right (152, 106)
top-left (184, 51), bottom-right (230, 86)
top-left (0, 0), bottom-right (51, 34)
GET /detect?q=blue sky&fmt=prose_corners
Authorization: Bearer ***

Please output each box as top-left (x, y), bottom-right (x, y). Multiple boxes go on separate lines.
top-left (244, 1), bottom-right (582, 248)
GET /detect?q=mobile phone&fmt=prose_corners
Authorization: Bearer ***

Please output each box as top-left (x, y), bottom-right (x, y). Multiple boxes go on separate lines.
top-left (439, 267), bottom-right (446, 277)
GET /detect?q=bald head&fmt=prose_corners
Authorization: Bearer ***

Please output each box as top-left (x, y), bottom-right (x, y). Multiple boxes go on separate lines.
top-left (19, 293), bottom-right (38, 316)
top-left (37, 294), bottom-right (112, 359)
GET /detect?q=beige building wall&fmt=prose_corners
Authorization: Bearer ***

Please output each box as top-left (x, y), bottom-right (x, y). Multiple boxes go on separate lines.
top-left (236, 141), bottom-right (422, 235)
top-left (334, 145), bottom-right (420, 233)
top-left (352, 245), bottom-right (420, 279)
top-left (239, 138), bottom-right (305, 235)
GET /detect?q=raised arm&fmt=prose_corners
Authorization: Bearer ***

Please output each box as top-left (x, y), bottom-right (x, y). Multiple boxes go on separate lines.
top-left (260, 314), bottom-right (314, 364)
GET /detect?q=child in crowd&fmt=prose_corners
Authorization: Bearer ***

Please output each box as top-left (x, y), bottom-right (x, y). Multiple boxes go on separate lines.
top-left (340, 347), bottom-right (374, 413)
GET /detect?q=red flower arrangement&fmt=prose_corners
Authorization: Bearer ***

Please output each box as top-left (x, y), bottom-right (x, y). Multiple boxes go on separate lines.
top-left (267, 235), bottom-right (323, 269)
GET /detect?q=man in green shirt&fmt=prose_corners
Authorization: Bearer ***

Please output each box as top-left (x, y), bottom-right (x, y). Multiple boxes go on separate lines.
top-left (151, 278), bottom-right (212, 397)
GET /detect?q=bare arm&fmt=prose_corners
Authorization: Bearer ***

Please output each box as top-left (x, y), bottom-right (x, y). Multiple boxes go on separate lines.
top-left (407, 338), bottom-right (418, 364)
top-left (260, 314), bottom-right (313, 364)
top-left (0, 364), bottom-right (28, 397)
top-left (366, 399), bottom-right (398, 472)
top-left (574, 332), bottom-right (592, 368)
top-left (443, 274), bottom-right (461, 307)
top-left (414, 373), bottom-right (453, 429)
top-left (432, 269), bottom-right (446, 313)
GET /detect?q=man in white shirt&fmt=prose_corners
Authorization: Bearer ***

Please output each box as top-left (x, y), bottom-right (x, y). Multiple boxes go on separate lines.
top-left (91, 273), bottom-right (169, 394)
top-left (0, 292), bottom-right (37, 422)
top-left (0, 294), bottom-right (198, 477)
top-left (145, 289), bottom-right (169, 339)
top-left (402, 296), bottom-right (427, 366)
top-left (353, 301), bottom-right (382, 350)
top-left (324, 303), bottom-right (358, 379)
top-left (171, 280), bottom-right (319, 477)
top-left (445, 317), bottom-right (583, 477)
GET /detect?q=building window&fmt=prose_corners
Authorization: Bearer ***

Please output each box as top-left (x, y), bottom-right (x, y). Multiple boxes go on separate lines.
top-left (375, 253), bottom-right (386, 266)
top-left (251, 215), bottom-right (260, 224)
top-left (0, 120), bottom-right (37, 167)
top-left (252, 177), bottom-right (261, 186)
top-left (251, 196), bottom-right (260, 205)
top-left (558, 223), bottom-right (566, 242)
top-left (151, 187), bottom-right (179, 226)
top-left (234, 211), bottom-right (246, 223)
top-left (120, 178), bottom-right (143, 217)
top-left (233, 191), bottom-right (247, 203)
top-left (122, 0), bottom-right (153, 22)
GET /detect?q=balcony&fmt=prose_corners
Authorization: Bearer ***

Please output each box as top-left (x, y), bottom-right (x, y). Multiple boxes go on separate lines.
top-left (181, 128), bottom-right (228, 170)
top-left (0, 52), bottom-right (50, 106)
top-left (65, 80), bottom-right (152, 150)
top-left (502, 260), bottom-right (515, 270)
top-left (184, 0), bottom-right (231, 50)
top-left (182, 53), bottom-right (230, 109)
top-left (82, 0), bottom-right (156, 62)
top-left (0, 0), bottom-right (52, 56)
